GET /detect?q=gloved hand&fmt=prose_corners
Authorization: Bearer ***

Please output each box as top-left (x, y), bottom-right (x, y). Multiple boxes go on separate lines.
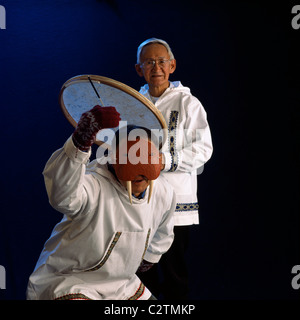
top-left (72, 105), bottom-right (121, 151)
top-left (137, 259), bottom-right (154, 273)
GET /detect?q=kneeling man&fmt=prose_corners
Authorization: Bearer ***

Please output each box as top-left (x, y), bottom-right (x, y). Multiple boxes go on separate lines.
top-left (26, 105), bottom-right (176, 300)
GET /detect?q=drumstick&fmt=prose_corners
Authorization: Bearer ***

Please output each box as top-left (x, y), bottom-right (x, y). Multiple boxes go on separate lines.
top-left (88, 75), bottom-right (105, 107)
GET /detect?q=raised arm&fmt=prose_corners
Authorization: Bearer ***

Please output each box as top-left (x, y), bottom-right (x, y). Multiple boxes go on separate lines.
top-left (43, 105), bottom-right (120, 217)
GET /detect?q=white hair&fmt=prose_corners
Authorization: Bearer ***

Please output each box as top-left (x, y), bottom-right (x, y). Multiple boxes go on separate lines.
top-left (136, 38), bottom-right (175, 64)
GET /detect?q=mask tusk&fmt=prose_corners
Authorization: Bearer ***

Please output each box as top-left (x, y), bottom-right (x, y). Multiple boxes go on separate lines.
top-left (126, 181), bottom-right (133, 205)
top-left (148, 180), bottom-right (154, 204)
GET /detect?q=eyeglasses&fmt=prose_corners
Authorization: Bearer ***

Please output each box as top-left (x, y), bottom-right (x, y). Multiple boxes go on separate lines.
top-left (140, 59), bottom-right (172, 69)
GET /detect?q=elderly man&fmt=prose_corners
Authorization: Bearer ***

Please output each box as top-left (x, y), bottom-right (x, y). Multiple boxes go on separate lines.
top-left (26, 106), bottom-right (176, 300)
top-left (135, 38), bottom-right (213, 299)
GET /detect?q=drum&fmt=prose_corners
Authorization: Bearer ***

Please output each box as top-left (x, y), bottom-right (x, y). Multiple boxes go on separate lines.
top-left (59, 74), bottom-right (167, 148)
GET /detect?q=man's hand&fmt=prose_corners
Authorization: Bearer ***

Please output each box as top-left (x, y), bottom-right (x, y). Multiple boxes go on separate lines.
top-left (137, 259), bottom-right (154, 273)
top-left (72, 105), bottom-right (121, 151)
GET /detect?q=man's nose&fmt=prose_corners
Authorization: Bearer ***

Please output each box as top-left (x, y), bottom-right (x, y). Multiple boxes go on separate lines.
top-left (152, 61), bottom-right (161, 70)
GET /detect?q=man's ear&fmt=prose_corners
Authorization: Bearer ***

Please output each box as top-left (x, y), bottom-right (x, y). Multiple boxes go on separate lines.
top-left (169, 59), bottom-right (176, 74)
top-left (135, 64), bottom-right (144, 77)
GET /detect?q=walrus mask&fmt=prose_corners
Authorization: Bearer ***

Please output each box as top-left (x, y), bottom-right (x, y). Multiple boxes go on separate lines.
top-left (112, 137), bottom-right (161, 204)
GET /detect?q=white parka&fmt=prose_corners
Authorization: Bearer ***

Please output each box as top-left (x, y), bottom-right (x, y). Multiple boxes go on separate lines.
top-left (26, 137), bottom-right (176, 300)
top-left (139, 81), bottom-right (213, 226)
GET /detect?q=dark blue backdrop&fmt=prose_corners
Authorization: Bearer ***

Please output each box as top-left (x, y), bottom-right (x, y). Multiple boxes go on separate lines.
top-left (0, 0), bottom-right (299, 300)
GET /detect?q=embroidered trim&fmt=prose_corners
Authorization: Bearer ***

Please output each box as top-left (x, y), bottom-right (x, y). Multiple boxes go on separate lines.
top-left (85, 232), bottom-right (122, 272)
top-left (175, 202), bottom-right (199, 212)
top-left (55, 293), bottom-right (92, 300)
top-left (168, 111), bottom-right (179, 172)
top-left (140, 229), bottom-right (151, 262)
top-left (128, 282), bottom-right (145, 300)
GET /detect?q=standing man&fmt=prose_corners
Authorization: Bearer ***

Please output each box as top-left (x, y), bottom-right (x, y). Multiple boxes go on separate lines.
top-left (135, 38), bottom-right (213, 299)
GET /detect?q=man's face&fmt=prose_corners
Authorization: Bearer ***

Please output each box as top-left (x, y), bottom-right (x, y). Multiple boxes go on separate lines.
top-left (135, 43), bottom-right (176, 94)
top-left (120, 176), bottom-right (149, 197)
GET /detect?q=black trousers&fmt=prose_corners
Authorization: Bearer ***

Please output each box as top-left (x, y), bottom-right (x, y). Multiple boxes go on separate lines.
top-left (137, 226), bottom-right (190, 300)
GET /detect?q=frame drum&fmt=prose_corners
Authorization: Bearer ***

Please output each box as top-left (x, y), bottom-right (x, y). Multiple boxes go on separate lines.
top-left (59, 75), bottom-right (167, 147)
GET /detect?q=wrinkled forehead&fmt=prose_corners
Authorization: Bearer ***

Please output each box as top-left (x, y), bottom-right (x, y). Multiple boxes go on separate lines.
top-left (140, 43), bottom-right (170, 60)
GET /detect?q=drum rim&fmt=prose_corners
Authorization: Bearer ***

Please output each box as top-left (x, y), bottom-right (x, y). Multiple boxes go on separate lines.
top-left (59, 74), bottom-right (168, 147)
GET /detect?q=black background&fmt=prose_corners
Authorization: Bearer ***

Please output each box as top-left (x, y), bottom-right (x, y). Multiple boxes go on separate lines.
top-left (0, 0), bottom-right (299, 300)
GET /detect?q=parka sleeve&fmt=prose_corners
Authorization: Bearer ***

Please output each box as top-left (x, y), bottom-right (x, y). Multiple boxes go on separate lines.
top-left (143, 189), bottom-right (176, 263)
top-left (43, 136), bottom-right (98, 217)
top-left (162, 96), bottom-right (213, 173)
